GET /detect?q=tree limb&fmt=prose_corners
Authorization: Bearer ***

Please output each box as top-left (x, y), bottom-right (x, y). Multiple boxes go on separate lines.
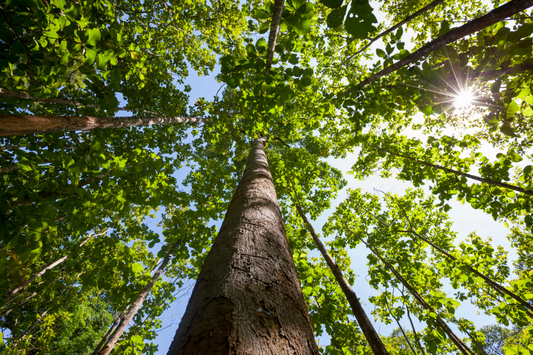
top-left (347, 0), bottom-right (533, 93)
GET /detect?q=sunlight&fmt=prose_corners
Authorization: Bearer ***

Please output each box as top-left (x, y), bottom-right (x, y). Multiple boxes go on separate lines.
top-left (453, 89), bottom-right (475, 111)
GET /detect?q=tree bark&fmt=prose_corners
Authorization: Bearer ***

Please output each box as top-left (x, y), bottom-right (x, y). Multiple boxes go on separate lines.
top-left (91, 304), bottom-right (131, 355)
top-left (97, 241), bottom-right (180, 355)
top-left (167, 138), bottom-right (319, 355)
top-left (296, 206), bottom-right (390, 355)
top-left (266, 0), bottom-right (286, 73)
top-left (348, 0), bottom-right (533, 93)
top-left (0, 115), bottom-right (203, 137)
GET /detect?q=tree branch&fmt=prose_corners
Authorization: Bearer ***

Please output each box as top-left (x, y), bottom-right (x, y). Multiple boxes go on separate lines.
top-left (347, 0), bottom-right (533, 93)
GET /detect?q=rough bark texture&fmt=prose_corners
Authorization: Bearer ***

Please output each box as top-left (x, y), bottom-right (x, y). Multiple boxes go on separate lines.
top-left (296, 206), bottom-right (389, 355)
top-left (167, 138), bottom-right (319, 355)
top-left (348, 0), bottom-right (533, 93)
top-left (0, 115), bottom-right (203, 137)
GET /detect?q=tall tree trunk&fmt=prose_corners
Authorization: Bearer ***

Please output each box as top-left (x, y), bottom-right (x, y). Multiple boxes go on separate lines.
top-left (348, 0), bottom-right (533, 92)
top-left (266, 0), bottom-right (286, 73)
top-left (296, 206), bottom-right (390, 355)
top-left (0, 115), bottom-right (203, 137)
top-left (91, 304), bottom-right (131, 355)
top-left (167, 138), bottom-right (319, 355)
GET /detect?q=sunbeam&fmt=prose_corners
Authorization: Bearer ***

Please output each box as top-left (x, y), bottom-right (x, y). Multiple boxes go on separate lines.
top-left (453, 89), bottom-right (475, 111)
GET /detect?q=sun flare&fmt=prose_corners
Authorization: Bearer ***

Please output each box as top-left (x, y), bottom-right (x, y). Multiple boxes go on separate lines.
top-left (453, 89), bottom-right (475, 111)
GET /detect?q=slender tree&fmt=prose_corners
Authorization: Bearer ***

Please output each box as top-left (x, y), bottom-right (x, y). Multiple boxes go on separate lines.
top-left (167, 138), bottom-right (319, 354)
top-left (296, 205), bottom-right (390, 355)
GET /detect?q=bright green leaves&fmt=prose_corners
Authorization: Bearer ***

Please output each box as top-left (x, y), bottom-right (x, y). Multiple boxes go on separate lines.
top-left (323, 0), bottom-right (376, 39)
top-left (86, 28), bottom-right (101, 46)
top-left (326, 6), bottom-right (347, 28)
top-left (345, 0), bottom-right (377, 38)
top-left (376, 48), bottom-right (386, 58)
top-left (283, 0), bottom-right (315, 35)
top-left (255, 37), bottom-right (267, 52)
top-left (251, 0), bottom-right (315, 36)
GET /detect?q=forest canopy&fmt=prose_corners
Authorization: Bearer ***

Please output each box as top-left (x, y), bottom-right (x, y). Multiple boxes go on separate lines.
top-left (1, 0), bottom-right (532, 354)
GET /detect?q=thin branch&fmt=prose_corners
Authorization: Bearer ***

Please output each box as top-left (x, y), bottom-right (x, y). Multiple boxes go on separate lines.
top-left (369, 143), bottom-right (533, 196)
top-left (350, 0), bottom-right (445, 55)
top-left (294, 202), bottom-right (390, 355)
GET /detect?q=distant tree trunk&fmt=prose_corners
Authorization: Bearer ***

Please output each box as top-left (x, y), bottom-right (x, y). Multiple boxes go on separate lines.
top-left (0, 115), bottom-right (204, 137)
top-left (96, 241), bottom-right (179, 355)
top-left (167, 138), bottom-right (319, 355)
top-left (296, 206), bottom-right (390, 355)
top-left (266, 0), bottom-right (285, 72)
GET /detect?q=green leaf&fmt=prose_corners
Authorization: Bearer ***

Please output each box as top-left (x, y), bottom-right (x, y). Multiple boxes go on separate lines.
top-left (64, 4), bottom-right (80, 20)
top-left (84, 48), bottom-right (96, 65)
top-left (280, 86), bottom-right (295, 101)
top-left (86, 28), bottom-right (101, 46)
top-left (506, 101), bottom-right (519, 115)
top-left (301, 76), bottom-right (312, 87)
top-left (320, 0), bottom-right (343, 8)
top-left (255, 38), bottom-right (267, 52)
top-left (376, 48), bottom-right (386, 58)
top-left (500, 122), bottom-right (518, 137)
top-left (131, 263), bottom-right (144, 275)
top-left (326, 6), bottom-right (347, 28)
top-left (294, 18), bottom-right (311, 35)
top-left (254, 9), bottom-right (271, 19)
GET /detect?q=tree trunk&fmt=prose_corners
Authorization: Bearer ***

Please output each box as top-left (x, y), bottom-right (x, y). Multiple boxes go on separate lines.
top-left (266, 0), bottom-right (286, 73)
top-left (96, 241), bottom-right (180, 355)
top-left (348, 0), bottom-right (533, 92)
top-left (167, 138), bottom-right (319, 355)
top-left (0, 115), bottom-right (203, 137)
top-left (296, 206), bottom-right (390, 355)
